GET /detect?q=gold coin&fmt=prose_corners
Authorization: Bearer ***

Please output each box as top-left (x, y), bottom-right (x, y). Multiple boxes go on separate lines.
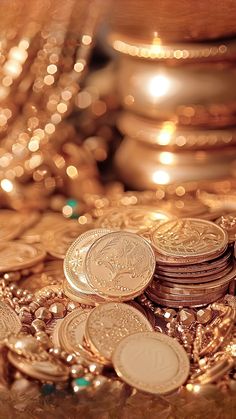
top-left (0, 242), bottom-right (46, 272)
top-left (95, 205), bottom-right (172, 233)
top-left (58, 308), bottom-right (92, 354)
top-left (41, 222), bottom-right (89, 259)
top-left (85, 302), bottom-right (153, 363)
top-left (21, 212), bottom-right (68, 243)
top-left (85, 231), bottom-right (156, 301)
top-left (112, 331), bottom-right (190, 395)
top-left (156, 264), bottom-right (233, 284)
top-left (215, 213), bottom-right (236, 243)
top-left (0, 210), bottom-right (38, 241)
top-left (146, 290), bottom-right (225, 308)
top-left (151, 218), bottom-right (227, 263)
top-left (156, 248), bottom-right (232, 273)
top-left (64, 228), bottom-right (111, 295)
top-left (63, 280), bottom-right (103, 306)
top-left (8, 351), bottom-right (69, 382)
top-left (0, 302), bottom-right (22, 341)
top-left (157, 262), bottom-right (231, 279)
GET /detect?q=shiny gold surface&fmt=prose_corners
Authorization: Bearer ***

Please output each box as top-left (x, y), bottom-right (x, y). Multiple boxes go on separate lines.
top-left (118, 57), bottom-right (236, 125)
top-left (118, 113), bottom-right (236, 150)
top-left (109, 0), bottom-right (236, 42)
top-left (112, 331), bottom-right (190, 394)
top-left (115, 138), bottom-right (236, 189)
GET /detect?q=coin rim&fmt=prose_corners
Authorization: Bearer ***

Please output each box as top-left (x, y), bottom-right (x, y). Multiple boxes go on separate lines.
top-left (112, 331), bottom-right (190, 395)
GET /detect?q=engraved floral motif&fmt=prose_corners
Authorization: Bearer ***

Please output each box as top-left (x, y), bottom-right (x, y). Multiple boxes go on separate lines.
top-left (151, 218), bottom-right (226, 257)
top-left (85, 232), bottom-right (155, 298)
top-left (86, 303), bottom-right (152, 360)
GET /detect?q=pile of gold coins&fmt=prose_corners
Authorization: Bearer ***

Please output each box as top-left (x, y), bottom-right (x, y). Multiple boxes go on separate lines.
top-left (147, 218), bottom-right (236, 307)
top-left (0, 206), bottom-right (236, 400)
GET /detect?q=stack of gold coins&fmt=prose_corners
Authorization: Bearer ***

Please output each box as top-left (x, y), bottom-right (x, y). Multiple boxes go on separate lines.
top-left (63, 229), bottom-right (156, 305)
top-left (147, 218), bottom-right (236, 307)
top-left (107, 1), bottom-right (236, 190)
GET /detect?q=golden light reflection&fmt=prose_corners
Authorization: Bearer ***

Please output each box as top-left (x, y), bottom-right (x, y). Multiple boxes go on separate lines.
top-left (152, 170), bottom-right (170, 185)
top-left (1, 178), bottom-right (13, 192)
top-left (66, 165), bottom-right (78, 179)
top-left (158, 122), bottom-right (176, 145)
top-left (159, 151), bottom-right (175, 165)
top-left (148, 75), bottom-right (170, 98)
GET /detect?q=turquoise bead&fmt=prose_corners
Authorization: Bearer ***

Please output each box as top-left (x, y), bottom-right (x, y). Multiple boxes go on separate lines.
top-left (75, 377), bottom-right (91, 387)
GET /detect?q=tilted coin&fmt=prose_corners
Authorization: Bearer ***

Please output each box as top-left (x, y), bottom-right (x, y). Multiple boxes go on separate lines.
top-left (8, 351), bottom-right (69, 382)
top-left (0, 242), bottom-right (46, 272)
top-left (216, 213), bottom-right (236, 243)
top-left (41, 222), bottom-right (89, 259)
top-left (112, 331), bottom-right (190, 395)
top-left (85, 231), bottom-right (156, 301)
top-left (151, 218), bottom-right (228, 263)
top-left (164, 197), bottom-right (208, 218)
top-left (85, 302), bottom-right (153, 363)
top-left (21, 212), bottom-right (69, 243)
top-left (58, 308), bottom-right (92, 354)
top-left (63, 280), bottom-right (105, 305)
top-left (0, 302), bottom-right (22, 341)
top-left (0, 210), bottom-right (38, 241)
top-left (64, 228), bottom-right (111, 295)
top-left (95, 205), bottom-right (172, 233)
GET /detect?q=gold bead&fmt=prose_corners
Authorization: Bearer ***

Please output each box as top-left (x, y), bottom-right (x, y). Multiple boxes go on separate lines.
top-left (178, 309), bottom-right (195, 326)
top-left (196, 308), bottom-right (212, 324)
top-left (49, 302), bottom-right (66, 318)
top-left (34, 307), bottom-right (52, 322)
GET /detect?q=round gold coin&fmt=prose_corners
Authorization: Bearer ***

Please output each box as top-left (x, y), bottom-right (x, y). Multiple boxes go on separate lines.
top-left (0, 302), bottom-right (22, 341)
top-left (85, 302), bottom-right (153, 363)
top-left (112, 331), bottom-right (190, 395)
top-left (58, 308), bottom-right (92, 354)
top-left (64, 228), bottom-right (111, 295)
top-left (41, 222), bottom-right (89, 259)
top-left (85, 231), bottom-right (156, 301)
top-left (8, 351), bottom-right (69, 382)
top-left (151, 218), bottom-right (228, 263)
top-left (0, 242), bottom-right (46, 272)
top-left (95, 205), bottom-right (172, 233)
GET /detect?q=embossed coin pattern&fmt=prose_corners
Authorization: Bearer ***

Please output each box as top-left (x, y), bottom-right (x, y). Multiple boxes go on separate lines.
top-left (151, 218), bottom-right (228, 262)
top-left (0, 302), bottom-right (22, 341)
top-left (41, 222), bottom-right (89, 259)
top-left (0, 242), bottom-right (46, 272)
top-left (112, 331), bottom-right (190, 395)
top-left (85, 302), bottom-right (153, 362)
top-left (95, 205), bottom-right (172, 233)
top-left (64, 228), bottom-right (111, 296)
top-left (85, 231), bottom-right (156, 300)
